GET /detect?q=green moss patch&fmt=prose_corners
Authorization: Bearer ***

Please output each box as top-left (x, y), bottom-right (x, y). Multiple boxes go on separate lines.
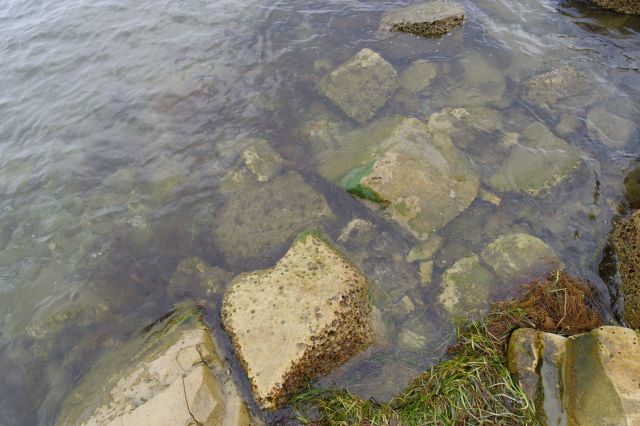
top-left (340, 161), bottom-right (387, 205)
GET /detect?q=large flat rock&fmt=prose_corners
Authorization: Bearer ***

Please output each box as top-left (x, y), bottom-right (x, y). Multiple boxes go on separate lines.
top-left (508, 326), bottom-right (640, 425)
top-left (340, 117), bottom-right (479, 240)
top-left (221, 233), bottom-right (373, 409)
top-left (380, 1), bottom-right (465, 37)
top-left (57, 306), bottom-right (257, 426)
top-left (316, 48), bottom-right (397, 123)
top-left (589, 0), bottom-right (639, 15)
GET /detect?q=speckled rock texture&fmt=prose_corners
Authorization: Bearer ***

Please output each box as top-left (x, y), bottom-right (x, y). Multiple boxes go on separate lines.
top-left (612, 210), bottom-right (640, 328)
top-left (316, 48), bottom-right (397, 123)
top-left (508, 326), bottom-right (640, 425)
top-left (57, 306), bottom-right (258, 426)
top-left (221, 233), bottom-right (373, 409)
top-left (589, 0), bottom-right (640, 15)
top-left (380, 1), bottom-right (465, 37)
top-left (521, 66), bottom-right (593, 111)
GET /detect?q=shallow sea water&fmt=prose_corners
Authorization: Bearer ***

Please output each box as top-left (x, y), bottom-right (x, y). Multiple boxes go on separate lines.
top-left (0, 0), bottom-right (638, 424)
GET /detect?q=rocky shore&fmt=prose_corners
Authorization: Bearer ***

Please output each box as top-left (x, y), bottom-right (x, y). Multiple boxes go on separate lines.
top-left (54, 1), bottom-right (640, 425)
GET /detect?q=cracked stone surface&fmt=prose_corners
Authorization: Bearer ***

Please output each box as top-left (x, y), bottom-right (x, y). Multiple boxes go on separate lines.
top-left (222, 232), bottom-right (373, 409)
top-left (56, 306), bottom-right (258, 426)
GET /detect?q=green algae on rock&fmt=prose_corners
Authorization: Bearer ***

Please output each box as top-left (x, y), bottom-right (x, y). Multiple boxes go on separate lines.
top-left (57, 305), bottom-right (257, 426)
top-left (214, 140), bottom-right (332, 268)
top-left (221, 232), bottom-right (373, 409)
top-left (379, 1), bottom-right (465, 37)
top-left (508, 326), bottom-right (640, 425)
top-left (338, 117), bottom-right (479, 240)
top-left (316, 48), bottom-right (397, 123)
top-left (439, 255), bottom-right (494, 319)
top-left (488, 122), bottom-right (582, 196)
top-left (612, 210), bottom-right (640, 328)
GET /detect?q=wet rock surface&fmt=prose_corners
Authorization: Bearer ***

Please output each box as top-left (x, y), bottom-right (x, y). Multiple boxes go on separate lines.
top-left (488, 122), bottom-right (582, 196)
top-left (167, 257), bottom-right (233, 302)
top-left (521, 66), bottom-right (593, 112)
top-left (508, 326), bottom-right (640, 425)
top-left (612, 210), bottom-right (640, 328)
top-left (340, 117), bottom-right (479, 240)
top-left (316, 48), bottom-right (397, 123)
top-left (221, 232), bottom-right (373, 409)
top-left (589, 0), bottom-right (640, 15)
top-left (379, 1), bottom-right (465, 37)
top-left (56, 306), bottom-right (257, 426)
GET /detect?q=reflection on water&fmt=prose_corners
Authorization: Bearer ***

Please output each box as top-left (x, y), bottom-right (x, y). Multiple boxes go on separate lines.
top-left (0, 0), bottom-right (638, 424)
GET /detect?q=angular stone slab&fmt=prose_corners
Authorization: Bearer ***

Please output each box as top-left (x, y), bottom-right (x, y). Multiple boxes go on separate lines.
top-left (508, 326), bottom-right (640, 425)
top-left (341, 117), bottom-right (479, 240)
top-left (521, 66), bottom-right (592, 111)
top-left (488, 122), bottom-right (582, 196)
top-left (587, 107), bottom-right (637, 149)
top-left (316, 48), bottom-right (397, 123)
top-left (380, 1), bottom-right (465, 37)
top-left (57, 306), bottom-right (256, 426)
top-left (222, 233), bottom-right (373, 409)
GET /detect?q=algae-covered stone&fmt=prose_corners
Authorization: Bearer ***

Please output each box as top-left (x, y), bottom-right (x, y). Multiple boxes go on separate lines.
top-left (480, 233), bottom-right (560, 282)
top-left (427, 106), bottom-right (503, 149)
top-left (221, 233), bottom-right (373, 409)
top-left (488, 122), bottom-right (582, 196)
top-left (57, 306), bottom-right (257, 426)
top-left (587, 108), bottom-right (637, 149)
top-left (167, 257), bottom-right (233, 301)
top-left (340, 117), bottom-right (479, 239)
top-left (612, 211), bottom-right (640, 328)
top-left (214, 162), bottom-right (332, 268)
top-left (522, 66), bottom-right (592, 111)
top-left (379, 1), bottom-right (465, 37)
top-left (239, 139), bottom-right (284, 182)
top-left (439, 255), bottom-right (494, 318)
top-left (624, 167), bottom-right (640, 209)
top-left (316, 48), bottom-right (397, 123)
top-left (589, 0), bottom-right (640, 15)
top-left (399, 60), bottom-right (438, 93)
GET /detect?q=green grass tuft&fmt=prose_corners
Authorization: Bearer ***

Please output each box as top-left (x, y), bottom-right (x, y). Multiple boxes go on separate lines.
top-left (292, 320), bottom-right (536, 425)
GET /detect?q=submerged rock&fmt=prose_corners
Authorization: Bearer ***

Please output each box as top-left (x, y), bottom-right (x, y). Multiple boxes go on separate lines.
top-left (589, 0), bottom-right (640, 15)
top-left (444, 52), bottom-right (508, 108)
top-left (316, 48), bottom-right (397, 123)
top-left (57, 306), bottom-right (257, 426)
top-left (439, 233), bottom-right (559, 318)
top-left (439, 255), bottom-right (494, 318)
top-left (214, 140), bottom-right (332, 268)
top-left (612, 210), bottom-right (640, 328)
top-left (508, 326), bottom-right (640, 425)
top-left (587, 108), bottom-right (637, 149)
top-left (379, 1), bottom-right (465, 37)
top-left (221, 232), bottom-right (373, 409)
top-left (480, 233), bottom-right (560, 282)
top-left (488, 122), bottom-right (582, 196)
top-left (340, 117), bottom-right (479, 240)
top-left (521, 66), bottom-right (592, 111)
top-left (167, 257), bottom-right (233, 301)
top-left (399, 60), bottom-right (438, 93)
top-left (624, 166), bottom-right (640, 209)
